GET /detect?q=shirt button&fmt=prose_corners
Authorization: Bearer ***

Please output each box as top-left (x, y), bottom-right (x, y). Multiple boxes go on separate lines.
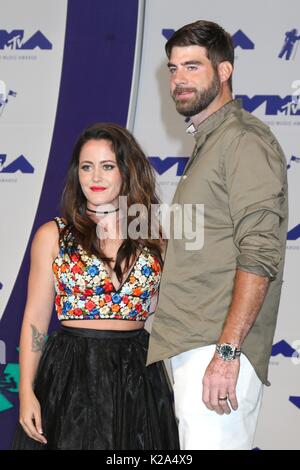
top-left (182, 175), bottom-right (187, 180)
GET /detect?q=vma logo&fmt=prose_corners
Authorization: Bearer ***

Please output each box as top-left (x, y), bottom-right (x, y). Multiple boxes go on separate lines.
top-left (289, 396), bottom-right (300, 410)
top-left (0, 30), bottom-right (52, 50)
top-left (287, 224), bottom-right (300, 241)
top-left (149, 156), bottom-right (188, 176)
top-left (162, 29), bottom-right (254, 50)
top-left (271, 340), bottom-right (299, 357)
top-left (0, 154), bottom-right (34, 174)
top-left (232, 30), bottom-right (254, 50)
top-left (236, 94), bottom-right (300, 116)
top-left (0, 80), bottom-right (17, 117)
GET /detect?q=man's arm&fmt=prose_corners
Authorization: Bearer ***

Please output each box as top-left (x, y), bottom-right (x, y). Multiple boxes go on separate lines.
top-left (202, 129), bottom-right (286, 414)
top-left (202, 269), bottom-right (269, 415)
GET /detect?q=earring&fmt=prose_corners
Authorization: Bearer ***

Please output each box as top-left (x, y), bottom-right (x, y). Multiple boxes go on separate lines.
top-left (78, 204), bottom-right (85, 215)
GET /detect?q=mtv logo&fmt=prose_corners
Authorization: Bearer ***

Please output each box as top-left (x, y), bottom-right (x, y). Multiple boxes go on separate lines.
top-left (236, 95), bottom-right (300, 116)
top-left (0, 30), bottom-right (52, 50)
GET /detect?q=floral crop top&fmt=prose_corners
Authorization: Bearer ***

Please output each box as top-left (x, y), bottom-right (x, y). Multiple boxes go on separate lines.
top-left (53, 218), bottom-right (161, 321)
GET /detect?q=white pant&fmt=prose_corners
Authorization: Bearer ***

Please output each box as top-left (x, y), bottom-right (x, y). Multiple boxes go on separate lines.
top-left (171, 345), bottom-right (263, 450)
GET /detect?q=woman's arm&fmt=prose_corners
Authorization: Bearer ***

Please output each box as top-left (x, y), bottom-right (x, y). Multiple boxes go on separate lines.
top-left (18, 221), bottom-right (59, 444)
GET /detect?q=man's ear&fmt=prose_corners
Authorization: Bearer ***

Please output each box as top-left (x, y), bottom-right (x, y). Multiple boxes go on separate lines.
top-left (218, 61), bottom-right (233, 84)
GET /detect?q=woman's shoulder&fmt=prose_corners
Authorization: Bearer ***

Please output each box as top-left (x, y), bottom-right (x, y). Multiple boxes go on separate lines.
top-left (34, 217), bottom-right (69, 246)
top-left (27, 220), bottom-right (61, 262)
top-left (33, 220), bottom-right (60, 244)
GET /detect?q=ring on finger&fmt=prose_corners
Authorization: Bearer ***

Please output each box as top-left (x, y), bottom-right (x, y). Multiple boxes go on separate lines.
top-left (218, 396), bottom-right (228, 401)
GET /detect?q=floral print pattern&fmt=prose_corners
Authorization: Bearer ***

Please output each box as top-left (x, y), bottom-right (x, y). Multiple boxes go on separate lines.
top-left (53, 218), bottom-right (161, 321)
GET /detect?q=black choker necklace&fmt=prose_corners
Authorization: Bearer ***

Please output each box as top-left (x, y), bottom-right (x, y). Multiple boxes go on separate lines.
top-left (86, 206), bottom-right (120, 215)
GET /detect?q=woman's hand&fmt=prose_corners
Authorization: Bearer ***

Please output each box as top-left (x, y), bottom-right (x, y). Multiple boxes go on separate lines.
top-left (19, 390), bottom-right (47, 445)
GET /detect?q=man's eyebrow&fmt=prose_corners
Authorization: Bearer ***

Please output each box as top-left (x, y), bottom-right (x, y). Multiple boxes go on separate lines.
top-left (167, 60), bottom-right (202, 68)
top-left (182, 60), bottom-right (202, 65)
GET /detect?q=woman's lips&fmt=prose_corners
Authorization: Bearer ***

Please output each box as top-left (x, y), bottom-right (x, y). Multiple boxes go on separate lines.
top-left (90, 186), bottom-right (107, 191)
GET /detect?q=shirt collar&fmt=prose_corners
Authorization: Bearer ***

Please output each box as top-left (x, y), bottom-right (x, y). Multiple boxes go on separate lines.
top-left (186, 99), bottom-right (242, 142)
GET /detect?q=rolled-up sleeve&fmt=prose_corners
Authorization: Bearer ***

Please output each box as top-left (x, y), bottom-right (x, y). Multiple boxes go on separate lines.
top-left (224, 129), bottom-right (287, 279)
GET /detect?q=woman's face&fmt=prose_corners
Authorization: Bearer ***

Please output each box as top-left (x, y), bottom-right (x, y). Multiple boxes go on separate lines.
top-left (78, 139), bottom-right (123, 211)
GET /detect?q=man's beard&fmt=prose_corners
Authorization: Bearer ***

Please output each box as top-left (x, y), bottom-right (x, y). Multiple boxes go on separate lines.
top-left (172, 73), bottom-right (220, 117)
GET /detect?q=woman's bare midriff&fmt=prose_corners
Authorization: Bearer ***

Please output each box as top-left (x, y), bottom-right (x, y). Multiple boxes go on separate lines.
top-left (61, 319), bottom-right (145, 330)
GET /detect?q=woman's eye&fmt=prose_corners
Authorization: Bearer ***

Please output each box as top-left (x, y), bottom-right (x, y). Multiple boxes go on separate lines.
top-left (103, 164), bottom-right (115, 170)
top-left (81, 164), bottom-right (92, 171)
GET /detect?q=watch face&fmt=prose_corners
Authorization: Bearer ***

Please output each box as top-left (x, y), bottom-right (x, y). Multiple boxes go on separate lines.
top-left (221, 344), bottom-right (234, 359)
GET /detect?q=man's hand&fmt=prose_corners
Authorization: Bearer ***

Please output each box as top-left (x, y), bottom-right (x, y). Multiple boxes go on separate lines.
top-left (201, 270), bottom-right (269, 415)
top-left (202, 354), bottom-right (240, 415)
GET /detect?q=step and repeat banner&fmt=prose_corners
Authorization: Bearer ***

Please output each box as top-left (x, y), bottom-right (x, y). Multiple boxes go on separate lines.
top-left (0, 0), bottom-right (139, 449)
top-left (131, 0), bottom-right (300, 450)
top-left (0, 0), bottom-right (299, 450)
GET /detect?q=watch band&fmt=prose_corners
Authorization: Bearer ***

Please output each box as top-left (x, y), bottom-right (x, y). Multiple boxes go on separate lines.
top-left (216, 343), bottom-right (241, 361)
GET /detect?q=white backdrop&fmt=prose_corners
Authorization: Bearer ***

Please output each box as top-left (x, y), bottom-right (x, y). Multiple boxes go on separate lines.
top-left (132, 0), bottom-right (300, 450)
top-left (0, 0), bottom-right (67, 319)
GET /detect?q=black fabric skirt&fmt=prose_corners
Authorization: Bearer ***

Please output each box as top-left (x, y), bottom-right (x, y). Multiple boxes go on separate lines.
top-left (12, 326), bottom-right (179, 450)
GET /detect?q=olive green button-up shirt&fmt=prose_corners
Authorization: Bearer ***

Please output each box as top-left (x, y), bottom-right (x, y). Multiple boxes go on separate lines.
top-left (147, 100), bottom-right (288, 385)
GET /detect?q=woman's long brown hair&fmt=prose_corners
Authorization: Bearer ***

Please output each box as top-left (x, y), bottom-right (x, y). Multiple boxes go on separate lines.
top-left (60, 123), bottom-right (163, 281)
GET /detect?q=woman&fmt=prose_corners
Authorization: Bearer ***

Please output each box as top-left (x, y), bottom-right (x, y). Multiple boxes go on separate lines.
top-left (12, 123), bottom-right (179, 450)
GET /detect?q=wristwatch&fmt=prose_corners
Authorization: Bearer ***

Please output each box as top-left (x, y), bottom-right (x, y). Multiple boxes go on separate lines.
top-left (216, 343), bottom-right (241, 361)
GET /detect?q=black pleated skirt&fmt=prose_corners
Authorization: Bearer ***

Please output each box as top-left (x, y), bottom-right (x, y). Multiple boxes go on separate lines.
top-left (12, 326), bottom-right (179, 450)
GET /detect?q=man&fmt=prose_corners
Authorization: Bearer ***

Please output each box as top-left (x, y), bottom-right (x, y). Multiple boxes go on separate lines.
top-left (147, 20), bottom-right (288, 450)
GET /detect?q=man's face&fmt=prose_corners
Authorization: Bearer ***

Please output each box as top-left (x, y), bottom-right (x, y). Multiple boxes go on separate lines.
top-left (168, 45), bottom-right (220, 117)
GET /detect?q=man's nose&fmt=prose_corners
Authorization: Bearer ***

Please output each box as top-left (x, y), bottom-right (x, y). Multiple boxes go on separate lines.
top-left (172, 69), bottom-right (188, 86)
